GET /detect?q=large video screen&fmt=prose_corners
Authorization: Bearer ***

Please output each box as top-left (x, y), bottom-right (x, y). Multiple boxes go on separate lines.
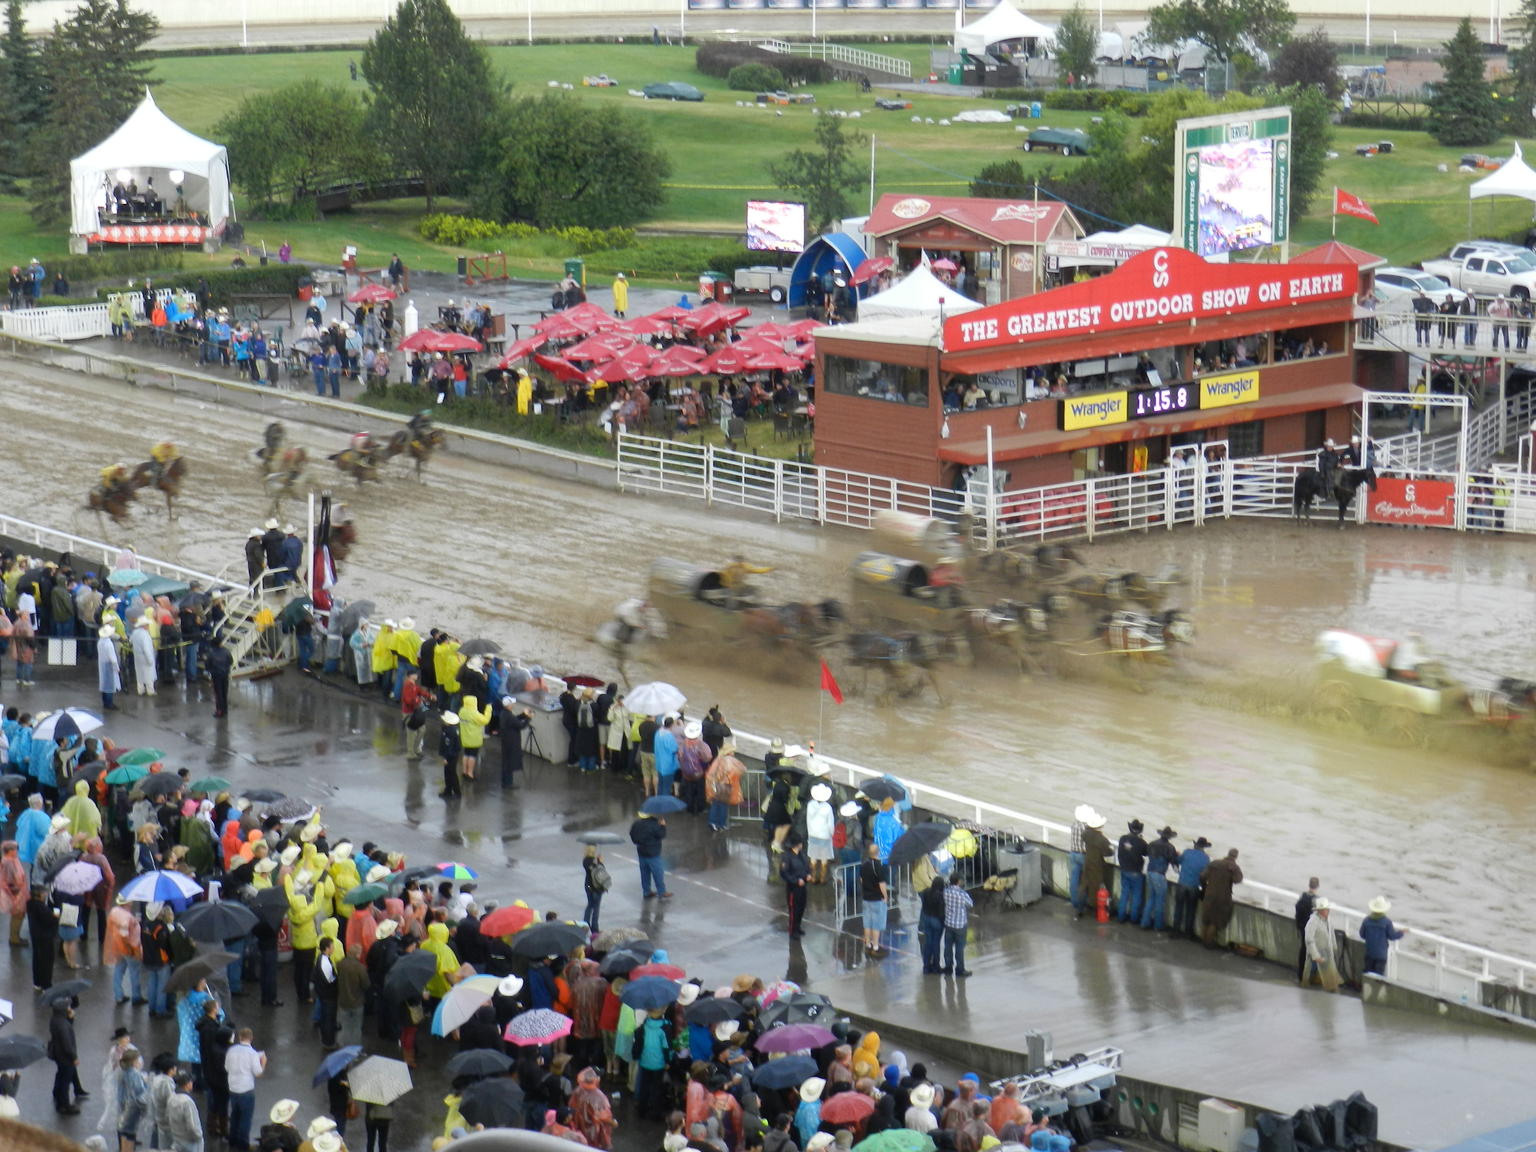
top-left (1195, 139), bottom-right (1275, 257)
top-left (746, 200), bottom-right (807, 253)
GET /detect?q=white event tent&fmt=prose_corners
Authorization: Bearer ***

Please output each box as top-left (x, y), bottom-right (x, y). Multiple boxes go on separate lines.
top-left (69, 90), bottom-right (232, 238)
top-left (955, 0), bottom-right (1053, 56)
top-left (1469, 142), bottom-right (1536, 206)
top-left (859, 261), bottom-right (981, 321)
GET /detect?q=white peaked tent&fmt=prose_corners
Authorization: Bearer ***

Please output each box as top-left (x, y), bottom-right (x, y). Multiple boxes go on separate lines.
top-left (859, 261), bottom-right (981, 321)
top-left (69, 90), bottom-right (232, 237)
top-left (1470, 142), bottom-right (1536, 203)
top-left (955, 0), bottom-right (1053, 55)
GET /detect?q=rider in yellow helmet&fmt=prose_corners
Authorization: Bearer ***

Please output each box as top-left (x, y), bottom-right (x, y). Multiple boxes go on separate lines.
top-left (150, 441), bottom-right (180, 464)
top-left (99, 462), bottom-right (130, 493)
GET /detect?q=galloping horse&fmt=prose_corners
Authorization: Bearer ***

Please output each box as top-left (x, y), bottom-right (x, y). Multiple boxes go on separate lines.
top-left (264, 446), bottom-right (309, 515)
top-left (87, 478), bottom-right (135, 526)
top-left (331, 434), bottom-right (384, 484)
top-left (406, 425), bottom-right (446, 481)
top-left (965, 592), bottom-right (1072, 675)
top-left (844, 630), bottom-right (953, 705)
top-left (596, 598), bottom-right (668, 687)
top-left (737, 600), bottom-right (844, 651)
top-left (131, 450), bottom-right (187, 519)
top-left (1293, 466), bottom-right (1378, 525)
top-left (256, 422), bottom-right (285, 474)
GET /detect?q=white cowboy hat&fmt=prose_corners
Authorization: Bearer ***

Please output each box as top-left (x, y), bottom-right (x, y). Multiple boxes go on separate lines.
top-left (807, 1134), bottom-right (835, 1151)
top-left (1073, 804), bottom-right (1094, 823)
top-left (299, 824), bottom-right (319, 843)
top-left (910, 1083), bottom-right (936, 1108)
top-left (50, 814), bottom-right (70, 831)
top-left (292, 869), bottom-right (314, 888)
top-left (313, 1132), bottom-right (343, 1152)
top-left (307, 1117), bottom-right (337, 1139)
top-left (248, 528), bottom-right (263, 538)
top-left (1313, 897), bottom-right (1331, 911)
top-left (1083, 810), bottom-right (1106, 830)
top-left (799, 1077), bottom-right (826, 1103)
top-left (441, 711), bottom-right (460, 725)
top-left (375, 919), bottom-right (399, 940)
top-left (279, 845), bottom-right (301, 867)
top-left (1368, 896), bottom-right (1391, 914)
top-left (840, 801), bottom-right (861, 817)
top-left (382, 619), bottom-right (397, 630)
top-left (467, 655), bottom-right (484, 671)
top-left (366, 864), bottom-right (391, 884)
top-left (398, 617), bottom-right (414, 630)
top-left (677, 983), bottom-right (700, 1006)
top-left (98, 625), bottom-right (115, 638)
top-left (264, 518), bottom-right (279, 530)
top-left (330, 844), bottom-right (353, 863)
top-left (498, 974), bottom-right (524, 998)
top-left (684, 720), bottom-right (702, 740)
top-left (134, 615), bottom-right (151, 627)
top-left (269, 1099), bottom-right (300, 1125)
top-left (714, 1019), bottom-right (738, 1042)
top-left (254, 858), bottom-right (277, 874)
top-left (104, 595), bottom-right (119, 606)
top-left (810, 783), bottom-right (832, 802)
top-left (282, 524), bottom-right (296, 534)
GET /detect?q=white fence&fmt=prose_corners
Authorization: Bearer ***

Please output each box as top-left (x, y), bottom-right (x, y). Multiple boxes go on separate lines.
top-left (0, 290), bottom-right (173, 343)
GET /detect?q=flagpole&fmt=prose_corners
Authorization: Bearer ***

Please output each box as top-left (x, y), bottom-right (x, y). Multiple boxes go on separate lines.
top-left (818, 681), bottom-right (824, 748)
top-left (1331, 186), bottom-right (1337, 239)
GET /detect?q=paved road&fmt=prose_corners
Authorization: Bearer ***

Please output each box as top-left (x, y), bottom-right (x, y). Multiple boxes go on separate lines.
top-left (2, 663), bottom-right (1532, 1150)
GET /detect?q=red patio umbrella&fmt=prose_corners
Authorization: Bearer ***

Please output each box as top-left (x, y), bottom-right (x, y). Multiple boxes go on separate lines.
top-left (563, 333), bottom-right (637, 362)
top-left (532, 353), bottom-right (590, 383)
top-left (535, 302), bottom-right (619, 338)
top-left (628, 961), bottom-right (687, 980)
top-left (850, 256), bottom-right (894, 286)
top-left (704, 345), bottom-right (757, 375)
top-left (820, 1092), bottom-right (876, 1125)
top-left (347, 282), bottom-right (398, 304)
top-left (781, 319), bottom-right (822, 340)
top-left (586, 343), bottom-right (657, 384)
top-left (649, 304), bottom-right (696, 322)
top-left (398, 329), bottom-right (482, 354)
top-left (497, 335), bottom-right (546, 369)
top-left (648, 345), bottom-right (708, 378)
top-left (747, 349), bottom-right (805, 373)
top-left (930, 257), bottom-right (959, 274)
top-left (479, 903), bottom-right (537, 937)
top-left (615, 314), bottom-right (679, 337)
top-left (678, 302), bottom-right (750, 339)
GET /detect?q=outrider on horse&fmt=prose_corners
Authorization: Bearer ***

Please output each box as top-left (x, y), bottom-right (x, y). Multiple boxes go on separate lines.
top-left (1293, 466), bottom-right (1377, 524)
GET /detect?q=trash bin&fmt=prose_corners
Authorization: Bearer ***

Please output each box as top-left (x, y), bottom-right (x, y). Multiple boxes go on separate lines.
top-left (1030, 101), bottom-right (1042, 118)
top-left (947, 62), bottom-right (963, 85)
top-left (699, 271), bottom-right (724, 300)
top-left (998, 844), bottom-right (1042, 907)
top-left (564, 257), bottom-right (585, 288)
top-left (456, 256), bottom-right (468, 277)
top-left (715, 280), bottom-right (735, 303)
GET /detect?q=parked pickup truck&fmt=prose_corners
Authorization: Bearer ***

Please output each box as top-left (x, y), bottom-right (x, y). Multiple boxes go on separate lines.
top-left (733, 265), bottom-right (792, 303)
top-left (1421, 245), bottom-right (1536, 300)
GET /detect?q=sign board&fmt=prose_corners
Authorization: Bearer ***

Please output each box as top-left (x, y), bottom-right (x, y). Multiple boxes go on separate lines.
top-left (1060, 368), bottom-right (1261, 433)
top-left (1174, 107), bottom-right (1291, 258)
top-left (1060, 391), bottom-right (1128, 431)
top-left (1366, 477), bottom-right (1456, 527)
top-left (948, 247), bottom-right (1355, 353)
top-left (1199, 369), bottom-right (1260, 410)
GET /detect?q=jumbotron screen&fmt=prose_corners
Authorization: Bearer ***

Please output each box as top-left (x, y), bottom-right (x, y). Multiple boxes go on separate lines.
top-left (1195, 138), bottom-right (1275, 258)
top-left (746, 200), bottom-right (807, 254)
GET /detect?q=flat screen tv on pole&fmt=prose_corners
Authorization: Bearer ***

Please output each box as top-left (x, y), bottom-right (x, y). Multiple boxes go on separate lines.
top-left (746, 200), bottom-right (807, 253)
top-left (1175, 106), bottom-right (1291, 259)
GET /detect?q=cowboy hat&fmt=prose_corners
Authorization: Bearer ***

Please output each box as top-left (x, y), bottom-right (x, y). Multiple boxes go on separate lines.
top-left (807, 1134), bottom-right (835, 1151)
top-left (684, 721), bottom-right (702, 740)
top-left (50, 814), bottom-right (70, 831)
top-left (98, 625), bottom-right (116, 638)
top-left (910, 1083), bottom-right (936, 1109)
top-left (769, 738), bottom-right (785, 754)
top-left (299, 824), bottom-right (319, 843)
top-left (1368, 896), bottom-right (1391, 914)
top-left (840, 801), bottom-right (861, 817)
top-left (799, 1077), bottom-right (826, 1103)
top-left (1193, 836), bottom-right (1212, 849)
top-left (269, 1099), bottom-right (300, 1125)
top-left (1083, 810), bottom-right (1106, 830)
top-left (366, 864), bottom-right (390, 884)
top-left (282, 524), bottom-right (296, 534)
top-left (1313, 897), bottom-right (1331, 911)
top-left (810, 783), bottom-right (832, 802)
top-left (715, 1019), bottom-right (738, 1042)
top-left (1128, 819), bottom-right (1144, 833)
top-left (254, 858), bottom-right (277, 874)
top-left (279, 845), bottom-right (301, 867)
top-left (248, 528), bottom-right (263, 538)
top-left (292, 869), bottom-right (314, 888)
top-left (1073, 804), bottom-right (1094, 824)
top-left (330, 844), bottom-right (353, 863)
top-left (307, 1118), bottom-right (337, 1139)
top-left (677, 983), bottom-right (700, 1006)
top-left (441, 711), bottom-right (460, 725)
top-left (398, 617), bottom-right (414, 630)
top-left (498, 974), bottom-right (524, 998)
top-left (313, 1132), bottom-right (343, 1152)
top-left (467, 655), bottom-right (484, 671)
top-left (1158, 826), bottom-right (1176, 838)
top-left (375, 919), bottom-right (400, 940)
top-left (264, 518), bottom-right (279, 530)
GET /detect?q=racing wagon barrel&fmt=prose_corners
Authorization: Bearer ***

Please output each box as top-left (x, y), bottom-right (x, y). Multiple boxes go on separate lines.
top-left (852, 552), bottom-right (932, 597)
top-left (870, 510), bottom-right (962, 564)
top-left (648, 559), bottom-right (725, 602)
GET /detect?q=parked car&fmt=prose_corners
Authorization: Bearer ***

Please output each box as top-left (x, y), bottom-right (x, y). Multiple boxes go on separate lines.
top-left (1421, 247), bottom-right (1536, 300)
top-left (643, 81), bottom-right (704, 102)
top-left (757, 90), bottom-right (815, 105)
top-left (1022, 126), bottom-right (1090, 156)
top-left (1372, 266), bottom-right (1469, 310)
top-left (583, 74), bottom-right (617, 87)
top-left (875, 97), bottom-right (913, 110)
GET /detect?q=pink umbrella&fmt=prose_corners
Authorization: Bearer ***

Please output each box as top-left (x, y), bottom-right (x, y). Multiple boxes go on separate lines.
top-left (535, 302), bottom-right (619, 338)
top-left (497, 335), bottom-right (546, 368)
top-left (398, 329), bottom-right (482, 354)
top-left (820, 1092), bottom-right (877, 1125)
top-left (930, 257), bottom-right (959, 274)
top-left (347, 282), bottom-right (397, 304)
top-left (850, 256), bottom-right (894, 286)
top-left (747, 349), bottom-right (805, 374)
top-left (504, 1009), bottom-right (573, 1047)
top-left (629, 961), bottom-right (687, 980)
top-left (754, 1023), bottom-right (836, 1053)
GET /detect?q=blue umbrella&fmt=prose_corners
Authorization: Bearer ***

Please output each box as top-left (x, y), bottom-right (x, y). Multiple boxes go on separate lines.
top-left (32, 708), bottom-right (103, 745)
top-left (641, 795), bottom-right (686, 816)
top-left (751, 1054), bottom-right (818, 1091)
top-left (620, 976), bottom-right (681, 1011)
top-left (118, 869), bottom-right (202, 904)
top-left (312, 1045), bottom-right (364, 1087)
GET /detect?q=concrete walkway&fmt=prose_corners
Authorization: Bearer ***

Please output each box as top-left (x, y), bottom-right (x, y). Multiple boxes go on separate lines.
top-left (2, 663), bottom-right (1533, 1150)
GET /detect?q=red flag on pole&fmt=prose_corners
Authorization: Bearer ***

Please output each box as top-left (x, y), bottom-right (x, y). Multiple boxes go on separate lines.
top-left (1333, 187), bottom-right (1379, 224)
top-left (819, 659), bottom-right (844, 705)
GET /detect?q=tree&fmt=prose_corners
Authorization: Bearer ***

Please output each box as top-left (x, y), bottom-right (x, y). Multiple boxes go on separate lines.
top-left (970, 159), bottom-right (1033, 200)
top-left (1269, 27), bottom-right (1343, 100)
top-left (1146, 0), bottom-right (1295, 70)
top-left (0, 0), bottom-right (44, 189)
top-left (1053, 3), bottom-right (1099, 88)
top-left (1428, 17), bottom-right (1499, 146)
top-left (360, 0), bottom-right (501, 209)
top-left (768, 113), bottom-right (866, 236)
top-left (1509, 0), bottom-right (1536, 132)
top-left (471, 93), bottom-right (670, 229)
top-left (215, 80), bottom-right (379, 207)
top-left (26, 0), bottom-right (159, 223)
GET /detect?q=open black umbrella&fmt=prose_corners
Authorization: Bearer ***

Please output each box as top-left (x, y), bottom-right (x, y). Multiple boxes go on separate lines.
top-left (887, 822), bottom-right (954, 868)
top-left (620, 977), bottom-right (680, 1011)
top-left (241, 788), bottom-right (286, 804)
top-left (38, 979), bottom-right (92, 1007)
top-left (0, 1035), bottom-right (47, 1071)
top-left (335, 601), bottom-right (376, 637)
top-left (750, 1054), bottom-right (819, 1091)
top-left (758, 992), bottom-right (833, 1029)
top-left (166, 950), bottom-right (239, 997)
top-left (248, 888), bottom-right (289, 930)
top-left (766, 761), bottom-right (808, 781)
top-left (383, 951), bottom-right (438, 1002)
top-left (458, 1077), bottom-right (526, 1128)
top-left (0, 774), bottom-right (26, 793)
top-left (685, 996), bottom-right (746, 1027)
top-left (135, 774), bottom-right (185, 800)
top-left (509, 921), bottom-right (589, 958)
top-left (179, 901), bottom-right (259, 942)
top-left (386, 865), bottom-right (442, 895)
top-left (599, 948), bottom-right (651, 978)
top-left (858, 779), bottom-right (906, 804)
top-left (446, 1049), bottom-right (514, 1080)
top-left (459, 637), bottom-right (503, 658)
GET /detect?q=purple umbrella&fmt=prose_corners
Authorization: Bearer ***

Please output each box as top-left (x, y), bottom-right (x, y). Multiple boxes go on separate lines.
top-left (51, 860), bottom-right (104, 897)
top-left (754, 1023), bottom-right (837, 1053)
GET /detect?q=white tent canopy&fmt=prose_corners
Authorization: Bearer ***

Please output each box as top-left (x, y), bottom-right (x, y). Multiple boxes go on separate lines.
top-left (69, 90), bottom-right (232, 236)
top-left (955, 0), bottom-right (1053, 55)
top-left (1470, 142), bottom-right (1536, 203)
top-left (859, 261), bottom-right (981, 321)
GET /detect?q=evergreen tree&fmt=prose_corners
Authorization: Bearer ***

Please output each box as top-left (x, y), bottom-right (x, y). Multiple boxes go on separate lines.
top-left (0, 0), bottom-right (43, 189)
top-left (1053, 3), bottom-right (1099, 87)
top-left (1428, 18), bottom-right (1499, 146)
top-left (360, 0), bottom-right (501, 210)
top-left (27, 0), bottom-right (158, 222)
top-left (1506, 0), bottom-right (1536, 132)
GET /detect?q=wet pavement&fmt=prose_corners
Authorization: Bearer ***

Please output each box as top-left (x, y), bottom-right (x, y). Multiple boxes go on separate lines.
top-left (3, 669), bottom-right (1535, 1151)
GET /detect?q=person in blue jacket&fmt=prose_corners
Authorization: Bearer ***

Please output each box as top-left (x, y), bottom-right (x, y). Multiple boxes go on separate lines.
top-left (15, 794), bottom-right (51, 878)
top-left (1173, 836), bottom-right (1211, 939)
top-left (1359, 895), bottom-right (1407, 975)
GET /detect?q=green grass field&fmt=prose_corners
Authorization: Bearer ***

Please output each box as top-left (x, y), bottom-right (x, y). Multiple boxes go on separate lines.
top-left (1, 43), bottom-right (1531, 280)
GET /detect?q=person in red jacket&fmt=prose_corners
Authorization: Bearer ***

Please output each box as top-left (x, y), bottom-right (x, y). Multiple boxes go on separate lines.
top-left (400, 671), bottom-right (428, 760)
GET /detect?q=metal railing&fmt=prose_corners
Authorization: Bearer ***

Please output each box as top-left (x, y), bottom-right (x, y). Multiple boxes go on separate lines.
top-left (748, 37), bottom-right (913, 78)
top-left (0, 512), bottom-right (222, 585)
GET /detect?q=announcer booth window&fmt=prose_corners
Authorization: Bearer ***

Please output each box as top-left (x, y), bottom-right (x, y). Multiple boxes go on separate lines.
top-left (1227, 419), bottom-right (1264, 459)
top-left (825, 356), bottom-right (930, 408)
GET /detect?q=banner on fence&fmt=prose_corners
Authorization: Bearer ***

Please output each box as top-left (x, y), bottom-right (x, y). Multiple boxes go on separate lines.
top-left (1366, 477), bottom-right (1456, 527)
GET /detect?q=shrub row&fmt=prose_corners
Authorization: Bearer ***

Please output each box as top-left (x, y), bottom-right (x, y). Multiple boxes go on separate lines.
top-left (418, 213), bottom-right (637, 254)
top-left (727, 62), bottom-right (787, 93)
top-left (695, 42), bottom-right (831, 86)
top-left (42, 249), bottom-right (188, 284)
